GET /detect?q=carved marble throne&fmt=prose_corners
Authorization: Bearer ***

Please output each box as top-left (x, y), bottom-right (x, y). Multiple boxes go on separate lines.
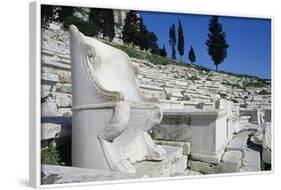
top-left (70, 25), bottom-right (166, 173)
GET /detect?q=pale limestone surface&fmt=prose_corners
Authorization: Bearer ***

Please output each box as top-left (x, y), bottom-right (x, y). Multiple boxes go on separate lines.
top-left (262, 122), bottom-right (271, 164)
top-left (190, 109), bottom-right (228, 164)
top-left (41, 165), bottom-right (136, 184)
top-left (154, 140), bottom-right (191, 155)
top-left (220, 150), bottom-right (242, 173)
top-left (70, 25), bottom-right (166, 173)
top-left (134, 145), bottom-right (187, 177)
top-left (152, 110), bottom-right (192, 142)
top-left (41, 123), bottom-right (61, 140)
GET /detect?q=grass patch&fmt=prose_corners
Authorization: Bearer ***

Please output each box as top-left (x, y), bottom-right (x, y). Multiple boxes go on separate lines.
top-left (243, 80), bottom-right (267, 88)
top-left (222, 80), bottom-right (244, 89)
top-left (187, 75), bottom-right (200, 81)
top-left (146, 54), bottom-right (171, 65)
top-left (41, 20), bottom-right (49, 29)
top-left (258, 89), bottom-right (271, 95)
top-left (110, 44), bottom-right (146, 60)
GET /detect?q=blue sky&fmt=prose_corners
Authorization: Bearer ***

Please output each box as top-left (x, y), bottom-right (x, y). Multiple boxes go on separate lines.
top-left (139, 11), bottom-right (271, 79)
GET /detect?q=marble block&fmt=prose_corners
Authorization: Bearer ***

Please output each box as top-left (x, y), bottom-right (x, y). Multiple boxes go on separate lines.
top-left (190, 109), bottom-right (228, 164)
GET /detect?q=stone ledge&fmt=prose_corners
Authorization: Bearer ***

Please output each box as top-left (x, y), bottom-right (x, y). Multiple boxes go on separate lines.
top-left (41, 165), bottom-right (136, 184)
top-left (134, 145), bottom-right (187, 177)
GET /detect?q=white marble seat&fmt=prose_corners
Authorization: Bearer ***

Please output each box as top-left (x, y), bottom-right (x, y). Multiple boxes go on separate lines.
top-left (70, 25), bottom-right (166, 173)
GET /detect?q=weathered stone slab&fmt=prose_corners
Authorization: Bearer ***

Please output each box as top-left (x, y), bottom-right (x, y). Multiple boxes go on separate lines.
top-left (53, 92), bottom-right (72, 108)
top-left (240, 109), bottom-right (263, 124)
top-left (220, 150), bottom-right (242, 173)
top-left (58, 107), bottom-right (72, 117)
top-left (41, 73), bottom-right (59, 83)
top-left (264, 109), bottom-right (271, 122)
top-left (152, 110), bottom-right (191, 142)
top-left (41, 123), bottom-right (61, 140)
top-left (42, 55), bottom-right (71, 71)
top-left (55, 83), bottom-right (72, 94)
top-left (240, 149), bottom-right (261, 172)
top-left (154, 140), bottom-right (191, 155)
top-left (227, 132), bottom-right (249, 150)
top-left (181, 169), bottom-right (202, 176)
top-left (190, 109), bottom-right (228, 164)
top-left (262, 122), bottom-right (271, 164)
top-left (188, 160), bottom-right (214, 174)
top-left (41, 84), bottom-right (52, 99)
top-left (134, 145), bottom-right (187, 177)
top-left (41, 165), bottom-right (136, 184)
top-left (41, 98), bottom-right (59, 117)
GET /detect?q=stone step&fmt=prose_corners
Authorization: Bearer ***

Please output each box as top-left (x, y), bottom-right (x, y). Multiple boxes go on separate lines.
top-left (42, 58), bottom-right (71, 71)
top-left (134, 145), bottom-right (187, 177)
top-left (41, 165), bottom-right (136, 184)
top-left (154, 140), bottom-right (191, 155)
top-left (220, 150), bottom-right (242, 173)
top-left (240, 149), bottom-right (261, 172)
top-left (173, 169), bottom-right (202, 176)
top-left (41, 73), bottom-right (59, 83)
top-left (42, 48), bottom-right (71, 60)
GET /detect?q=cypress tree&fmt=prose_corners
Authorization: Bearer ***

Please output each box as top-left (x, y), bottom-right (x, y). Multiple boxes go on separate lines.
top-left (188, 46), bottom-right (196, 64)
top-left (135, 16), bottom-right (149, 50)
top-left (169, 24), bottom-right (176, 59)
top-left (89, 8), bottom-right (103, 35)
top-left (101, 9), bottom-right (115, 41)
top-left (122, 11), bottom-right (139, 46)
top-left (57, 6), bottom-right (74, 22)
top-left (177, 20), bottom-right (184, 62)
top-left (206, 16), bottom-right (229, 72)
top-left (160, 45), bottom-right (167, 57)
top-left (147, 32), bottom-right (159, 54)
top-left (41, 5), bottom-right (54, 22)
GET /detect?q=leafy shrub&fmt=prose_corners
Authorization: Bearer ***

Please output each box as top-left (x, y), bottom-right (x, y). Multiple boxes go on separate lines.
top-left (41, 143), bottom-right (61, 165)
top-left (41, 20), bottom-right (49, 29)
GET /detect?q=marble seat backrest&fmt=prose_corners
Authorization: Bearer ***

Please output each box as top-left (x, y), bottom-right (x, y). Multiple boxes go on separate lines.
top-left (83, 35), bottom-right (142, 102)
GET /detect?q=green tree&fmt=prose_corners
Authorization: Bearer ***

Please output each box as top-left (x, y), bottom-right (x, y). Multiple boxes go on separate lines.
top-left (101, 9), bottom-right (115, 41)
top-left (41, 5), bottom-right (54, 22)
top-left (206, 16), bottom-right (229, 72)
top-left (160, 45), bottom-right (167, 57)
top-left (122, 11), bottom-right (139, 46)
top-left (188, 46), bottom-right (196, 64)
top-left (177, 20), bottom-right (184, 62)
top-left (169, 24), bottom-right (176, 59)
top-left (89, 8), bottom-right (103, 36)
top-left (57, 6), bottom-right (74, 22)
top-left (147, 32), bottom-right (160, 55)
top-left (135, 16), bottom-right (149, 50)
